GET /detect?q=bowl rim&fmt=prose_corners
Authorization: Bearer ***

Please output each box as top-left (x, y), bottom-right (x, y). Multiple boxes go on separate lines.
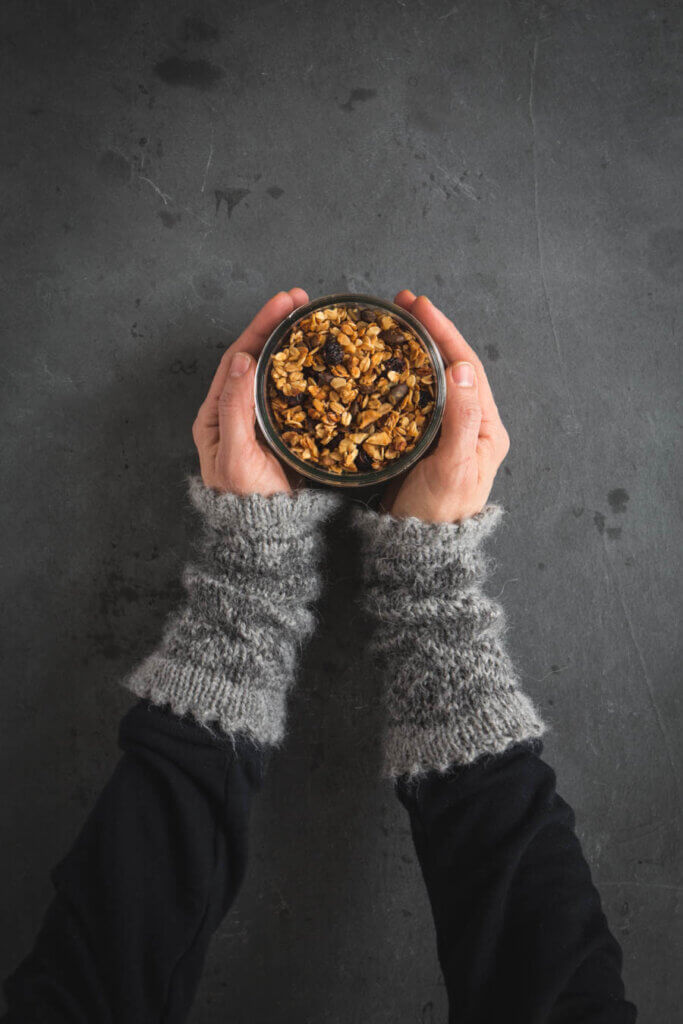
top-left (253, 292), bottom-right (446, 488)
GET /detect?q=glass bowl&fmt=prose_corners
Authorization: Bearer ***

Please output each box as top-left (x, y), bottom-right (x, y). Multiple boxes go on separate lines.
top-left (254, 292), bottom-right (446, 488)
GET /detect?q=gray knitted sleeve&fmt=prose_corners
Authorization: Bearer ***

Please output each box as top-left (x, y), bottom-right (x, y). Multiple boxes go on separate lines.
top-left (351, 503), bottom-right (546, 779)
top-left (122, 475), bottom-right (341, 747)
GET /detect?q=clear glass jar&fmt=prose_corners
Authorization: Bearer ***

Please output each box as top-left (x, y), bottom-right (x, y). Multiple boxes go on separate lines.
top-left (254, 292), bottom-right (446, 488)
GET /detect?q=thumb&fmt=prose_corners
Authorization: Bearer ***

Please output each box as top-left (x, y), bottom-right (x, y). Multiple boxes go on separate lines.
top-left (436, 360), bottom-right (482, 467)
top-left (217, 350), bottom-right (259, 476)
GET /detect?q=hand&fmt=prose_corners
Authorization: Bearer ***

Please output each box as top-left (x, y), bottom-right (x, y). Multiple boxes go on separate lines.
top-left (193, 288), bottom-right (309, 496)
top-left (381, 291), bottom-right (510, 523)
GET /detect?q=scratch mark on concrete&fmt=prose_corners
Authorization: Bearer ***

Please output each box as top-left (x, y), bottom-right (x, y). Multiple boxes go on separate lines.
top-left (139, 175), bottom-right (172, 206)
top-left (200, 133), bottom-right (214, 194)
top-left (433, 159), bottom-right (479, 202)
top-left (528, 39), bottom-right (563, 369)
top-left (600, 535), bottom-right (682, 806)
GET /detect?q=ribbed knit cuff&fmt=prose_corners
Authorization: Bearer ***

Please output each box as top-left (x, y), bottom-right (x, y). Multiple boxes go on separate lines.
top-left (352, 504), bottom-right (546, 779)
top-left (122, 476), bottom-right (341, 747)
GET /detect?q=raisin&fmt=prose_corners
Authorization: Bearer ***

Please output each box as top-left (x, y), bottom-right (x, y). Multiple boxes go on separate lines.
top-left (303, 367), bottom-right (319, 383)
top-left (384, 356), bottom-right (405, 374)
top-left (419, 389), bottom-right (432, 408)
top-left (380, 328), bottom-right (404, 347)
top-left (326, 432), bottom-right (342, 451)
top-left (322, 337), bottom-right (344, 366)
top-left (284, 393), bottom-right (303, 406)
top-left (356, 448), bottom-right (373, 472)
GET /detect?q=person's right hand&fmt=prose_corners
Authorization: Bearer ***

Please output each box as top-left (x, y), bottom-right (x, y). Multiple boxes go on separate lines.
top-left (192, 288), bottom-right (309, 496)
top-left (380, 292), bottom-right (510, 524)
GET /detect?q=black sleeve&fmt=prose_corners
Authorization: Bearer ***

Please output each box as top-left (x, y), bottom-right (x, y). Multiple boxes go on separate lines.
top-left (397, 742), bottom-right (637, 1024)
top-left (2, 700), bottom-right (266, 1024)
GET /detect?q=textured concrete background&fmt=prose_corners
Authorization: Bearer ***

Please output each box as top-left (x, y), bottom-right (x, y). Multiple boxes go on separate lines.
top-left (1, 0), bottom-right (681, 1020)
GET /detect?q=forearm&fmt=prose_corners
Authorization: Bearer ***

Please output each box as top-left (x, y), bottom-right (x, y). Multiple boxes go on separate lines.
top-left (124, 476), bottom-right (341, 746)
top-left (352, 502), bottom-right (545, 777)
top-left (353, 501), bottom-right (635, 1021)
top-left (3, 476), bottom-right (340, 1023)
top-left (3, 701), bottom-right (264, 1024)
top-left (398, 743), bottom-right (637, 1024)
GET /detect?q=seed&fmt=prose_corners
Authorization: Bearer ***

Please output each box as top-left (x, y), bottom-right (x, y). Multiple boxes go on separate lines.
top-left (389, 383), bottom-right (409, 404)
top-left (380, 328), bottom-right (404, 347)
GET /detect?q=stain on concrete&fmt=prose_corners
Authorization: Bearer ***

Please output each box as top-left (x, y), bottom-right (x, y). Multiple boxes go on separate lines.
top-left (97, 150), bottom-right (131, 184)
top-left (215, 188), bottom-right (250, 216)
top-left (339, 88), bottom-right (377, 112)
top-left (267, 185), bottom-right (285, 199)
top-left (484, 343), bottom-right (500, 361)
top-left (607, 527), bottom-right (622, 540)
top-left (169, 359), bottom-right (198, 375)
top-left (593, 511), bottom-right (606, 535)
top-left (607, 488), bottom-right (630, 513)
top-left (154, 56), bottom-right (224, 90)
top-left (158, 210), bottom-right (181, 227)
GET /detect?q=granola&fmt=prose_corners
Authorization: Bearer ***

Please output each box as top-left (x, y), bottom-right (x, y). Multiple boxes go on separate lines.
top-left (266, 304), bottom-right (436, 474)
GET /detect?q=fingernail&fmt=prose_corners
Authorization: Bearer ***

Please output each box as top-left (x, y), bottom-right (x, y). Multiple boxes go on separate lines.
top-left (452, 361), bottom-right (475, 387)
top-left (229, 352), bottom-right (251, 377)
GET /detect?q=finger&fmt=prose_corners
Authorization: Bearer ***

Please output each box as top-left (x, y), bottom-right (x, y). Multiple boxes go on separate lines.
top-left (393, 289), bottom-right (417, 310)
top-left (216, 350), bottom-right (260, 473)
top-left (195, 290), bottom-right (295, 437)
top-left (409, 295), bottom-right (500, 427)
top-left (436, 360), bottom-right (482, 468)
top-left (288, 286), bottom-right (309, 309)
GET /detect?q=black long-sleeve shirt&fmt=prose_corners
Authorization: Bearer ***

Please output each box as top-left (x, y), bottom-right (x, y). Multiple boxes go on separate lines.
top-left (2, 701), bottom-right (636, 1023)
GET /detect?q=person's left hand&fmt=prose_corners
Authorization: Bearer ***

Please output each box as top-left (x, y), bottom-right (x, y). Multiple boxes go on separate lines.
top-left (192, 288), bottom-right (309, 496)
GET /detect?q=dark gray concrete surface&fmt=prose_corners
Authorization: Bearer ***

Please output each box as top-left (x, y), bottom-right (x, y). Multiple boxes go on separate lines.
top-left (1, 0), bottom-right (681, 1020)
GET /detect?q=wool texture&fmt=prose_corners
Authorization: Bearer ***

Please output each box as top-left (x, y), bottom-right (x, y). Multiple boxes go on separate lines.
top-left (123, 475), bottom-right (341, 747)
top-left (351, 502), bottom-right (546, 778)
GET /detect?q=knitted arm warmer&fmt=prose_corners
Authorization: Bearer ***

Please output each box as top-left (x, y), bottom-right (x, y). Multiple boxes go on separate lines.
top-left (122, 475), bottom-right (341, 747)
top-left (351, 503), bottom-right (546, 779)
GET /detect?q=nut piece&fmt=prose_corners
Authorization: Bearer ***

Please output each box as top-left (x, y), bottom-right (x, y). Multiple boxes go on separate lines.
top-left (267, 304), bottom-right (435, 474)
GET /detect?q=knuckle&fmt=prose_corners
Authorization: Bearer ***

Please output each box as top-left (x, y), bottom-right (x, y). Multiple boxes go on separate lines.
top-left (457, 400), bottom-right (481, 429)
top-left (477, 436), bottom-right (495, 461)
top-left (217, 387), bottom-right (239, 413)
